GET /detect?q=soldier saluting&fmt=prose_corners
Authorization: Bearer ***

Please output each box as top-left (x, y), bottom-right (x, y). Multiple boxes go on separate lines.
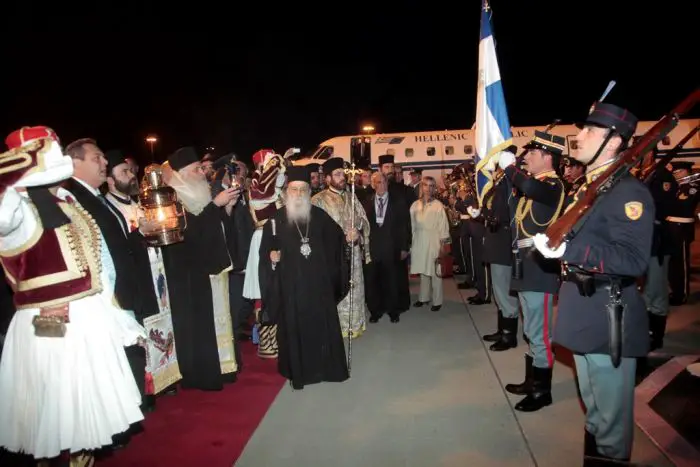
top-left (533, 100), bottom-right (654, 465)
top-left (497, 131), bottom-right (566, 412)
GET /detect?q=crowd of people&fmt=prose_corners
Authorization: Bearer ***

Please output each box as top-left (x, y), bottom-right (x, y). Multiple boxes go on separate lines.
top-left (0, 95), bottom-right (697, 467)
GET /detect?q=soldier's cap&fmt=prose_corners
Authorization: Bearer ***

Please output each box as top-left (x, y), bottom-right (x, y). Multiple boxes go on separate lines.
top-left (105, 149), bottom-right (130, 174)
top-left (523, 130), bottom-right (566, 156)
top-left (576, 101), bottom-right (638, 142)
top-left (322, 157), bottom-right (345, 175)
top-left (561, 156), bottom-right (584, 168)
top-left (671, 161), bottom-right (693, 171)
top-left (286, 165), bottom-right (310, 184)
top-left (409, 168), bottom-right (423, 176)
top-left (378, 154), bottom-right (394, 166)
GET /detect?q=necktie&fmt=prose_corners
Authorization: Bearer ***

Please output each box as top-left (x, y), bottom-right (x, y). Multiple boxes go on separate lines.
top-left (378, 197), bottom-right (385, 217)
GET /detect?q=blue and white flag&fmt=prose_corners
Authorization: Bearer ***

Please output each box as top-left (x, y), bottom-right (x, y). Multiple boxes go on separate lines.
top-left (474, 0), bottom-right (513, 205)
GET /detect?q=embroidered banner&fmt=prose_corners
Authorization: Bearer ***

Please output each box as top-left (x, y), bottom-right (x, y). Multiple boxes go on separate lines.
top-left (144, 247), bottom-right (182, 394)
top-left (210, 269), bottom-right (237, 374)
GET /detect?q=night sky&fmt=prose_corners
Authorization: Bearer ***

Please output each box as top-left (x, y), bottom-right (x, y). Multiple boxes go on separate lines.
top-left (1, 1), bottom-right (697, 167)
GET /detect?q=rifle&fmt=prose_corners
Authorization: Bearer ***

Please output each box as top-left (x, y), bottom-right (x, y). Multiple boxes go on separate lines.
top-left (639, 124), bottom-right (700, 183)
top-left (544, 88), bottom-right (700, 250)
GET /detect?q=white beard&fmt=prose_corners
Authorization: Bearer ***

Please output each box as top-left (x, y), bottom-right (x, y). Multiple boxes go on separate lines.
top-left (167, 170), bottom-right (212, 215)
top-left (286, 194), bottom-right (311, 224)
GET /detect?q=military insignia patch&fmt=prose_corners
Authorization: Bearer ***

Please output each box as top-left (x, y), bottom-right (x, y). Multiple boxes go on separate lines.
top-left (624, 201), bottom-right (643, 220)
top-left (663, 182), bottom-right (671, 191)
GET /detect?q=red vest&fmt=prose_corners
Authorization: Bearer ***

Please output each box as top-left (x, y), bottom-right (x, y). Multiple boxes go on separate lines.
top-left (1, 197), bottom-right (103, 309)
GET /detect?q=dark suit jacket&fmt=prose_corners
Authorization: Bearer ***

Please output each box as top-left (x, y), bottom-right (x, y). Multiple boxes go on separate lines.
top-left (362, 192), bottom-right (411, 262)
top-left (64, 178), bottom-right (159, 321)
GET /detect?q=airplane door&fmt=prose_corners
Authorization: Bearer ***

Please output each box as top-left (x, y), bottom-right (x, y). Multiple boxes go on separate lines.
top-left (351, 136), bottom-right (371, 169)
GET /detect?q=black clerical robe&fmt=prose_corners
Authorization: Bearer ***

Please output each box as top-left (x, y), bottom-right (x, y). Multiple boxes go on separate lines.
top-left (162, 203), bottom-right (235, 391)
top-left (259, 206), bottom-right (349, 390)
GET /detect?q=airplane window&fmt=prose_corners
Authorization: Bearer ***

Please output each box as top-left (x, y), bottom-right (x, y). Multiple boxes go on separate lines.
top-left (569, 140), bottom-right (579, 150)
top-left (314, 146), bottom-right (334, 160)
top-left (445, 146), bottom-right (454, 155)
top-left (405, 148), bottom-right (414, 157)
top-left (427, 147), bottom-right (436, 157)
top-left (464, 145), bottom-right (473, 155)
top-left (662, 136), bottom-right (670, 145)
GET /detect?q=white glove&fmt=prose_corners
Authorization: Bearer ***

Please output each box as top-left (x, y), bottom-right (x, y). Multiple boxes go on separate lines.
top-left (482, 156), bottom-right (497, 173)
top-left (533, 233), bottom-right (566, 259)
top-left (498, 151), bottom-right (516, 170)
top-left (467, 206), bottom-right (481, 218)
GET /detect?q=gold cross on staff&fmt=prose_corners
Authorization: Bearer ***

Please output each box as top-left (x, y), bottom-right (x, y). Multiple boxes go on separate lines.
top-left (344, 162), bottom-right (363, 184)
top-left (483, 1), bottom-right (490, 12)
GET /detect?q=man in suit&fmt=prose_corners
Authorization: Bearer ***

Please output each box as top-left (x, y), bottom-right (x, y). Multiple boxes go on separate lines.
top-left (362, 171), bottom-right (411, 323)
top-left (63, 138), bottom-right (160, 417)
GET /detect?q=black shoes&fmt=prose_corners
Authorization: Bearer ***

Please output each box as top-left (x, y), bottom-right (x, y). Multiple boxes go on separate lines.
top-left (413, 300), bottom-right (429, 307)
top-left (483, 310), bottom-right (503, 342)
top-left (506, 354), bottom-right (534, 395)
top-left (583, 429), bottom-right (632, 466)
top-left (489, 317), bottom-right (518, 351)
top-left (513, 366), bottom-right (552, 412)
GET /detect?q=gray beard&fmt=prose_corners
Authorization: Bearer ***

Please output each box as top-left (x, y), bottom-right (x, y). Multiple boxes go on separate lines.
top-left (170, 172), bottom-right (212, 215)
top-left (286, 196), bottom-right (311, 224)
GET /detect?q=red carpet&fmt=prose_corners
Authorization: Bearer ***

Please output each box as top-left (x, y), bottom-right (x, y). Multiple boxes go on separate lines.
top-left (97, 341), bottom-right (285, 467)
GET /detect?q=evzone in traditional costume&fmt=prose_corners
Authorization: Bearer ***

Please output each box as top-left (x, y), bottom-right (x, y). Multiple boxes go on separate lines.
top-left (0, 126), bottom-right (146, 465)
top-left (243, 149), bottom-right (286, 358)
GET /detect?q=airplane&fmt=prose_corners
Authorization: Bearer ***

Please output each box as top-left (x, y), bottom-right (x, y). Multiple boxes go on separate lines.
top-left (290, 118), bottom-right (700, 185)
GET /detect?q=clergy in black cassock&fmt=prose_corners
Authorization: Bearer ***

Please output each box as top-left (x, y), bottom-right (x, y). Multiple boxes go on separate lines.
top-left (161, 147), bottom-right (240, 391)
top-left (259, 165), bottom-right (350, 390)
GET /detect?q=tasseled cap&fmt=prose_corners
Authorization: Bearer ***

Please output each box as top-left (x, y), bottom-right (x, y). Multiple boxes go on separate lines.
top-left (5, 125), bottom-right (59, 150)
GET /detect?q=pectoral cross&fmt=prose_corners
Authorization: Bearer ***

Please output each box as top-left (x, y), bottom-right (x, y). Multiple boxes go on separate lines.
top-left (483, 1), bottom-right (490, 12)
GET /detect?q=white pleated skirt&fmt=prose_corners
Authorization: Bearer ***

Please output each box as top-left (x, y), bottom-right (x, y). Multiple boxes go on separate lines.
top-left (0, 294), bottom-right (145, 459)
top-left (242, 228), bottom-right (263, 300)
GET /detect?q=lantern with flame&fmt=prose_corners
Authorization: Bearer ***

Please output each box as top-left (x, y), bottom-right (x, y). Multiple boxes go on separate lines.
top-left (138, 164), bottom-right (187, 245)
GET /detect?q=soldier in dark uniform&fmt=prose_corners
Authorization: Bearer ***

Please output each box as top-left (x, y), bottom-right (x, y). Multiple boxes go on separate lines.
top-left (499, 131), bottom-right (567, 412)
top-left (533, 101), bottom-right (653, 464)
top-left (665, 161), bottom-right (700, 305)
top-left (475, 174), bottom-right (519, 350)
top-left (561, 156), bottom-right (586, 205)
top-left (643, 155), bottom-right (677, 350)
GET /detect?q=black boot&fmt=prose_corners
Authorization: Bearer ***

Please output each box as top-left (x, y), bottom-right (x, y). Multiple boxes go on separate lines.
top-left (505, 354), bottom-right (533, 395)
top-left (514, 366), bottom-right (552, 412)
top-left (647, 311), bottom-right (667, 352)
top-left (489, 317), bottom-right (518, 351)
top-left (483, 309), bottom-right (503, 342)
top-left (583, 429), bottom-right (633, 466)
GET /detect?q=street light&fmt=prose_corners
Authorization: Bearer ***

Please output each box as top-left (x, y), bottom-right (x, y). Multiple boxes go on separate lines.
top-left (362, 125), bottom-right (375, 134)
top-left (146, 135), bottom-right (158, 159)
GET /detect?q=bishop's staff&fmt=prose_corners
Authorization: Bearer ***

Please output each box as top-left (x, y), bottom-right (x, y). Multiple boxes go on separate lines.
top-left (343, 161), bottom-right (363, 376)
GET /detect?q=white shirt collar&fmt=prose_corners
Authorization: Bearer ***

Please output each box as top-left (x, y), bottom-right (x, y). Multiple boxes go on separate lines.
top-left (72, 176), bottom-right (101, 197)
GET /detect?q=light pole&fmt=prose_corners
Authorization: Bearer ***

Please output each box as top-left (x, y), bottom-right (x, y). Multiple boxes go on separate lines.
top-left (146, 135), bottom-right (158, 160)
